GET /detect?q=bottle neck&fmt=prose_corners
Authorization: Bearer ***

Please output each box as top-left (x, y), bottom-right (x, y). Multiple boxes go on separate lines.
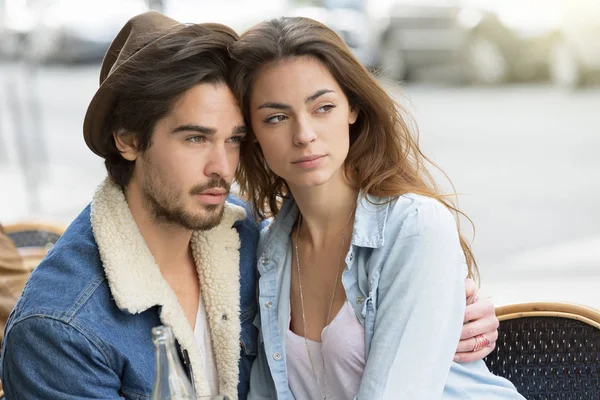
top-left (152, 326), bottom-right (195, 399)
top-left (154, 338), bottom-right (190, 380)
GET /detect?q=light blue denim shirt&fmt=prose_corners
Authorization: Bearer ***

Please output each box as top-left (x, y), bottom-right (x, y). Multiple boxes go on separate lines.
top-left (248, 192), bottom-right (525, 400)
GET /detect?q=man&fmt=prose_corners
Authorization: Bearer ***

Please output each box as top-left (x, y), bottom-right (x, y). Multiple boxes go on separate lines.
top-left (0, 11), bottom-right (497, 400)
top-left (2, 12), bottom-right (257, 399)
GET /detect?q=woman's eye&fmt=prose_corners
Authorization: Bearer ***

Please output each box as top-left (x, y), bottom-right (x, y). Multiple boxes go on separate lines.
top-left (264, 114), bottom-right (288, 124)
top-left (316, 104), bottom-right (336, 113)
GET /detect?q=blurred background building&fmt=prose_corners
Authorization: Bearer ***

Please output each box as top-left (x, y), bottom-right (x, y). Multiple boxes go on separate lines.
top-left (1, 0), bottom-right (599, 307)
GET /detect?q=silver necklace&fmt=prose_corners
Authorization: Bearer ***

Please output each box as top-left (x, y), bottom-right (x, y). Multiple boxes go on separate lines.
top-left (293, 206), bottom-right (356, 400)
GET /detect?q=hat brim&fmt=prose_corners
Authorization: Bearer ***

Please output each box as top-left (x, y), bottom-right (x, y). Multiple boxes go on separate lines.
top-left (83, 75), bottom-right (118, 158)
top-left (83, 23), bottom-right (183, 158)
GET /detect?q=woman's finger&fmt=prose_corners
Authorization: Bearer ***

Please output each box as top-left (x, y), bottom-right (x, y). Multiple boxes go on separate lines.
top-left (464, 296), bottom-right (496, 323)
top-left (460, 315), bottom-right (500, 340)
top-left (456, 328), bottom-right (498, 353)
top-left (454, 341), bottom-right (496, 363)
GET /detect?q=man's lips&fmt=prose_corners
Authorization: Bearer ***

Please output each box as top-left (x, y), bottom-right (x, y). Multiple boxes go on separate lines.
top-left (198, 188), bottom-right (227, 196)
top-left (193, 188), bottom-right (228, 205)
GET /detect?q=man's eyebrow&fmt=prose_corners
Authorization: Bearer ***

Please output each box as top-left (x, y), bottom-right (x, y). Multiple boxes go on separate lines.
top-left (305, 89), bottom-right (335, 103)
top-left (172, 125), bottom-right (216, 135)
top-left (232, 125), bottom-right (247, 135)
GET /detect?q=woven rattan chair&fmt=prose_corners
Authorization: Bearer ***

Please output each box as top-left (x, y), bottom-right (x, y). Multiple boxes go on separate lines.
top-left (3, 222), bottom-right (66, 270)
top-left (484, 302), bottom-right (600, 400)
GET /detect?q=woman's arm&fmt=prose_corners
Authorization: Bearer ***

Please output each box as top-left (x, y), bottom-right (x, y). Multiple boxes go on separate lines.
top-left (357, 200), bottom-right (468, 399)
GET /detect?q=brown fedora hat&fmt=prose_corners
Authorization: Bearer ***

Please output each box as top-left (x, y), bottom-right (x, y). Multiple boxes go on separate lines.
top-left (83, 11), bottom-right (183, 157)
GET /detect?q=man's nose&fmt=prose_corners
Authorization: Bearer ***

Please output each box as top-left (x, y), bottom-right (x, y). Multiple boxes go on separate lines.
top-left (204, 145), bottom-right (233, 180)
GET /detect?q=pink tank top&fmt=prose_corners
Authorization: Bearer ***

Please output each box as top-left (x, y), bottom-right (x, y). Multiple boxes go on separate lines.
top-left (286, 300), bottom-right (366, 400)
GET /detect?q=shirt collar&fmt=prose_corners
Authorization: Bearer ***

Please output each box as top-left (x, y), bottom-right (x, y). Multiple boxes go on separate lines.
top-left (262, 190), bottom-right (391, 254)
top-left (351, 191), bottom-right (390, 249)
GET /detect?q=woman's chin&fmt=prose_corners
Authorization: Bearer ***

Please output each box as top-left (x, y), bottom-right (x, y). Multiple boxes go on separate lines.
top-left (286, 171), bottom-right (342, 190)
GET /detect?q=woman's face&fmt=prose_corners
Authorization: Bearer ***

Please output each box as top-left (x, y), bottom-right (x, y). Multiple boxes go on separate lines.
top-left (249, 56), bottom-right (358, 189)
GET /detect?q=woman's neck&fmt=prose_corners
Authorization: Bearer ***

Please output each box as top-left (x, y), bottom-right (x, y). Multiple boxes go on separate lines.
top-left (288, 173), bottom-right (359, 248)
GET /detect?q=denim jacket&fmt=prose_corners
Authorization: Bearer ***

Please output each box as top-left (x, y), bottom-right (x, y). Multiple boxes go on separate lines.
top-left (248, 192), bottom-right (524, 399)
top-left (1, 179), bottom-right (259, 400)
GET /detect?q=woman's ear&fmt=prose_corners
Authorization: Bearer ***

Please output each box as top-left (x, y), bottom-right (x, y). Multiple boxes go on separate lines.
top-left (113, 129), bottom-right (139, 161)
top-left (349, 105), bottom-right (359, 125)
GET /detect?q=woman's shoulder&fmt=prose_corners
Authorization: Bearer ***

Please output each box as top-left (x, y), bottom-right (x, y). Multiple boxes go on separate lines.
top-left (371, 193), bottom-right (467, 283)
top-left (258, 217), bottom-right (273, 239)
top-left (384, 193), bottom-right (458, 239)
top-left (256, 198), bottom-right (298, 252)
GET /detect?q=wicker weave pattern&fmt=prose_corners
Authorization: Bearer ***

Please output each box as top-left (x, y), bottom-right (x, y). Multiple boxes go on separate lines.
top-left (484, 316), bottom-right (600, 399)
top-left (7, 230), bottom-right (61, 249)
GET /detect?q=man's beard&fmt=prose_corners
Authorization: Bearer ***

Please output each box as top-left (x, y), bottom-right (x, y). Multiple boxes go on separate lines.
top-left (142, 162), bottom-right (230, 231)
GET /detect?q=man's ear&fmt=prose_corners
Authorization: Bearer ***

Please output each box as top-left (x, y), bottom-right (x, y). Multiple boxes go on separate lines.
top-left (113, 129), bottom-right (138, 161)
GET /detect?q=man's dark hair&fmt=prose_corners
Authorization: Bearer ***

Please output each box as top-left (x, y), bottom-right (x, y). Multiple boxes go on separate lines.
top-left (103, 23), bottom-right (239, 188)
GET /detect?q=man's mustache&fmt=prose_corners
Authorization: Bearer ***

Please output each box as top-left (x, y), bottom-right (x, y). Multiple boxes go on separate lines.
top-left (189, 178), bottom-right (231, 196)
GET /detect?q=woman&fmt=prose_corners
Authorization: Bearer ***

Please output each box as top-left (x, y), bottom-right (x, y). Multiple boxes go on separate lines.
top-left (230, 17), bottom-right (523, 399)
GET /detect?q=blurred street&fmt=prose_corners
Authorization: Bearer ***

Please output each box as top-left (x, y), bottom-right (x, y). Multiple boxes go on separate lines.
top-left (1, 62), bottom-right (599, 308)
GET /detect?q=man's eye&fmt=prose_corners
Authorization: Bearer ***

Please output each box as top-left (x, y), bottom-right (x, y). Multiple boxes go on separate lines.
top-left (264, 115), bottom-right (287, 124)
top-left (187, 136), bottom-right (206, 143)
top-left (229, 136), bottom-right (245, 144)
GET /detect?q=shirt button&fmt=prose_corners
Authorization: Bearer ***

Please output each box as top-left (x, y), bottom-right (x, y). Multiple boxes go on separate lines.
top-left (356, 295), bottom-right (365, 304)
top-left (349, 253), bottom-right (354, 262)
top-left (262, 257), bottom-right (270, 266)
top-left (265, 301), bottom-right (273, 308)
top-left (273, 352), bottom-right (282, 361)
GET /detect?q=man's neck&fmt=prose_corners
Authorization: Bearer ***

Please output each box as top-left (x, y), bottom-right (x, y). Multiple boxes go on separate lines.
top-left (124, 186), bottom-right (194, 271)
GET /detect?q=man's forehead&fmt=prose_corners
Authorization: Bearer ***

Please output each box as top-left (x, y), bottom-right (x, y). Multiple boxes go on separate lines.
top-left (166, 84), bottom-right (244, 129)
top-left (176, 82), bottom-right (237, 108)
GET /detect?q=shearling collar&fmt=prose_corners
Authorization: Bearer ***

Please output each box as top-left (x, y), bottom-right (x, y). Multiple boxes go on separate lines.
top-left (90, 177), bottom-right (245, 399)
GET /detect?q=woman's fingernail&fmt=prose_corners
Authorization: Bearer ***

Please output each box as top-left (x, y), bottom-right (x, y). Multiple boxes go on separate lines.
top-left (454, 355), bottom-right (461, 362)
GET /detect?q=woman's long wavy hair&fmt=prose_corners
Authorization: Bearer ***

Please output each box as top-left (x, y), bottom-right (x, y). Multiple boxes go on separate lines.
top-left (229, 17), bottom-right (478, 279)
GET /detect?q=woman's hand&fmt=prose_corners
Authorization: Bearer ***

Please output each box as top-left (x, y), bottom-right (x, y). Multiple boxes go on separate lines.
top-left (454, 278), bottom-right (499, 362)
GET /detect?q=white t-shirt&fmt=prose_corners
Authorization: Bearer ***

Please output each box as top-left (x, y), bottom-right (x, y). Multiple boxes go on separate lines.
top-left (286, 300), bottom-right (366, 400)
top-left (194, 293), bottom-right (219, 395)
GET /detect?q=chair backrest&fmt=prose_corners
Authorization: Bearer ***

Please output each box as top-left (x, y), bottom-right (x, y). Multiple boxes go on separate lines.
top-left (484, 302), bottom-right (600, 400)
top-left (4, 222), bottom-right (65, 248)
top-left (3, 222), bottom-right (66, 270)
